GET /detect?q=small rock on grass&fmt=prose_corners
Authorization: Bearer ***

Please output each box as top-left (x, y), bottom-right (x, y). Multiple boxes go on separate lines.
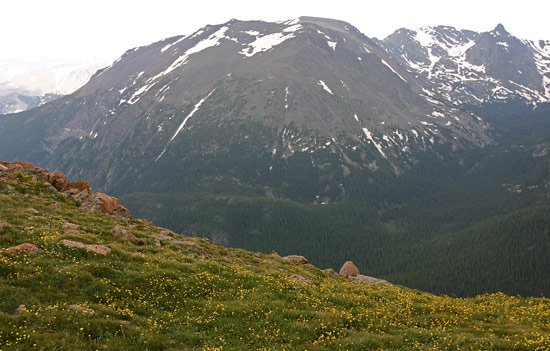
top-left (5, 243), bottom-right (41, 255)
top-left (288, 274), bottom-right (313, 285)
top-left (13, 304), bottom-right (27, 317)
top-left (59, 239), bottom-right (111, 256)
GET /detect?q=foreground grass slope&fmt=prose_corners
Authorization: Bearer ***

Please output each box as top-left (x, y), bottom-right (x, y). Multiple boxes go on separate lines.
top-left (1, 171), bottom-right (550, 350)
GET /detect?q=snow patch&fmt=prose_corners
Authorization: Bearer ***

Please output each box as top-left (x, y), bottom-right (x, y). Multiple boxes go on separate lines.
top-left (381, 59), bottom-right (407, 82)
top-left (282, 24), bottom-right (302, 33)
top-left (318, 80), bottom-right (333, 95)
top-left (240, 31), bottom-right (297, 57)
top-left (354, 113), bottom-right (359, 122)
top-left (327, 41), bottom-right (337, 50)
top-left (285, 86), bottom-right (289, 109)
top-left (362, 128), bottom-right (386, 158)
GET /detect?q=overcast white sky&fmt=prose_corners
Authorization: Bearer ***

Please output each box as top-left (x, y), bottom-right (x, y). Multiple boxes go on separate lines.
top-left (2, 0), bottom-right (549, 64)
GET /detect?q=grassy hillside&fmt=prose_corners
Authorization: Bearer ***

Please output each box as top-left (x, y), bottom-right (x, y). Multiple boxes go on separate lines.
top-left (1, 169), bottom-right (550, 350)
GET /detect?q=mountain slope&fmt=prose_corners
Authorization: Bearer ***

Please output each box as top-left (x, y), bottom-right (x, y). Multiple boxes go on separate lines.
top-left (1, 162), bottom-right (550, 350)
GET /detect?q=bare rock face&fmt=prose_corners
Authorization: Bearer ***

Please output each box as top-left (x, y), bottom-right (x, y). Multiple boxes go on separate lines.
top-left (5, 243), bottom-right (41, 255)
top-left (339, 261), bottom-right (360, 277)
top-left (59, 239), bottom-right (111, 256)
top-left (348, 274), bottom-right (392, 286)
top-left (282, 255), bottom-right (308, 264)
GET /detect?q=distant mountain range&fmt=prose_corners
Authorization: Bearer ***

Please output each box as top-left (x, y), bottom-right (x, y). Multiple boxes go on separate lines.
top-left (0, 60), bottom-right (106, 114)
top-left (1, 17), bottom-right (549, 296)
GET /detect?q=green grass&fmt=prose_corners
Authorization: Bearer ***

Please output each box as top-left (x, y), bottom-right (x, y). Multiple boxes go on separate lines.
top-left (1, 174), bottom-right (550, 350)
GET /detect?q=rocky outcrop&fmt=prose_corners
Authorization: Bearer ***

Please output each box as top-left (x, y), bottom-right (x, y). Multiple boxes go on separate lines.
top-left (339, 261), bottom-right (360, 277)
top-left (282, 255), bottom-right (308, 264)
top-left (5, 243), bottom-right (41, 255)
top-left (59, 239), bottom-right (111, 256)
top-left (0, 160), bottom-right (130, 218)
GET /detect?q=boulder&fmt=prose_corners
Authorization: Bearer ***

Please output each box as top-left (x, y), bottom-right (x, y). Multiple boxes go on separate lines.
top-left (348, 274), bottom-right (392, 286)
top-left (282, 255), bottom-right (308, 264)
top-left (287, 274), bottom-right (313, 285)
top-left (26, 207), bottom-right (39, 214)
top-left (95, 192), bottom-right (130, 217)
top-left (59, 239), bottom-right (111, 256)
top-left (339, 261), bottom-right (360, 277)
top-left (5, 243), bottom-right (41, 255)
top-left (52, 171), bottom-right (67, 191)
top-left (63, 181), bottom-right (90, 192)
top-left (0, 164), bottom-right (8, 172)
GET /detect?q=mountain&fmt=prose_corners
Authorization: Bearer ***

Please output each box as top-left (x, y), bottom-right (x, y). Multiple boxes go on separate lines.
top-left (0, 61), bottom-right (106, 114)
top-left (1, 161), bottom-right (549, 350)
top-left (380, 24), bottom-right (550, 106)
top-left (0, 17), bottom-right (549, 297)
